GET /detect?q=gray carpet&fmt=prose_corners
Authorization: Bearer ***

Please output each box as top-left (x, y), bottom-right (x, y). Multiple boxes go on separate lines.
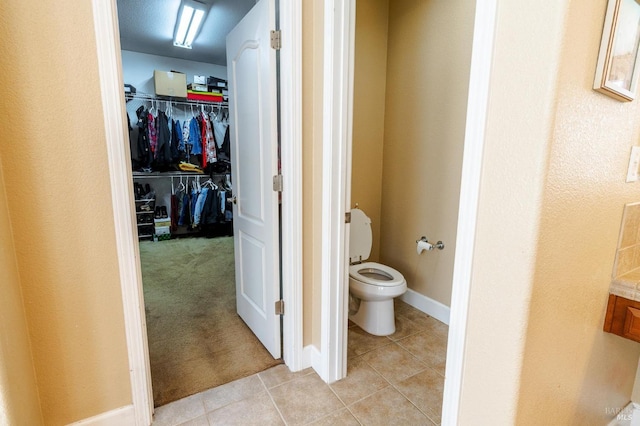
top-left (139, 237), bottom-right (282, 407)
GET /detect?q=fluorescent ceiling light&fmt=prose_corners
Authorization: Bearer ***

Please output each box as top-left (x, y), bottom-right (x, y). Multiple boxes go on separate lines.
top-left (174, 1), bottom-right (207, 49)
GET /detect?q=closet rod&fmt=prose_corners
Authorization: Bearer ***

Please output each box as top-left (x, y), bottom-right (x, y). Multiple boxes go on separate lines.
top-left (132, 171), bottom-right (230, 179)
top-left (125, 93), bottom-right (228, 109)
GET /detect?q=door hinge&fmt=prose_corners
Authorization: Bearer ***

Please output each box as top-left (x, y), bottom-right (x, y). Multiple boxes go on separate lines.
top-left (275, 300), bottom-right (285, 315)
top-left (345, 211), bottom-right (351, 223)
top-left (270, 30), bottom-right (282, 50)
top-left (273, 174), bottom-right (283, 192)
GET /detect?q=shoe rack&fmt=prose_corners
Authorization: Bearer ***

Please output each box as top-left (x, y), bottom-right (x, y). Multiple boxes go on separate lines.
top-left (134, 182), bottom-right (156, 240)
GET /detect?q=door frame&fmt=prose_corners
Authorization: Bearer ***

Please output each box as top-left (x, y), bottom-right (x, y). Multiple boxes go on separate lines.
top-left (318, 0), bottom-right (497, 424)
top-left (91, 0), bottom-right (303, 424)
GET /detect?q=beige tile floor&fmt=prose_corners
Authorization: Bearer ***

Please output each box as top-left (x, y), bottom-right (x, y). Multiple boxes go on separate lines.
top-left (151, 300), bottom-right (448, 426)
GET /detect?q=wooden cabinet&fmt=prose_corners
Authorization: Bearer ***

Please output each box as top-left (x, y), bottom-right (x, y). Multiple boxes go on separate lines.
top-left (604, 294), bottom-right (640, 342)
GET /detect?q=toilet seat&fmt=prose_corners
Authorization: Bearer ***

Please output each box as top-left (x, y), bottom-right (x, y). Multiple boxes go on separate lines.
top-left (349, 262), bottom-right (405, 287)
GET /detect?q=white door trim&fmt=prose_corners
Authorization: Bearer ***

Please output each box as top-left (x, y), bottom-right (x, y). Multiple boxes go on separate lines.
top-left (441, 1), bottom-right (497, 423)
top-left (319, 2), bottom-right (498, 424)
top-left (318, 0), bottom-right (356, 383)
top-left (92, 0), bottom-right (304, 423)
top-left (91, 0), bottom-right (153, 424)
top-left (278, 0), bottom-right (304, 371)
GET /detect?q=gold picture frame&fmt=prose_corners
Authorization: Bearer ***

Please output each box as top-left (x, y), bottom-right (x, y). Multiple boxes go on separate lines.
top-left (594, 0), bottom-right (640, 102)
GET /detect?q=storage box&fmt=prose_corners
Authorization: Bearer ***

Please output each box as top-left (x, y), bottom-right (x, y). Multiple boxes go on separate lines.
top-left (187, 83), bottom-right (208, 92)
top-left (207, 76), bottom-right (228, 88)
top-left (154, 70), bottom-right (187, 98)
top-left (187, 90), bottom-right (224, 102)
top-left (155, 225), bottom-right (171, 236)
top-left (194, 75), bottom-right (206, 84)
top-left (154, 219), bottom-right (171, 227)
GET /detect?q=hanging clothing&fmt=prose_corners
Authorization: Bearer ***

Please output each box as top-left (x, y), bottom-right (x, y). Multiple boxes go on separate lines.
top-left (147, 113), bottom-right (157, 155)
top-left (170, 192), bottom-right (179, 232)
top-left (190, 187), bottom-right (199, 225)
top-left (199, 113), bottom-right (208, 164)
top-left (175, 120), bottom-right (185, 152)
top-left (154, 110), bottom-right (171, 167)
top-left (134, 106), bottom-right (152, 170)
top-left (178, 190), bottom-right (190, 227)
top-left (219, 190), bottom-right (226, 215)
top-left (170, 119), bottom-right (181, 162)
top-left (182, 120), bottom-right (190, 152)
top-left (188, 117), bottom-right (202, 155)
top-left (201, 188), bottom-right (220, 225)
top-left (193, 187), bottom-right (209, 226)
top-left (202, 113), bottom-right (217, 168)
top-left (212, 117), bottom-right (227, 149)
top-left (220, 126), bottom-right (230, 159)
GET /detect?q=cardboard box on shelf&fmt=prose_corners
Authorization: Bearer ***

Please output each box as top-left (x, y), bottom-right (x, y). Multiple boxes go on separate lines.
top-left (194, 75), bottom-right (206, 84)
top-left (154, 70), bottom-right (187, 98)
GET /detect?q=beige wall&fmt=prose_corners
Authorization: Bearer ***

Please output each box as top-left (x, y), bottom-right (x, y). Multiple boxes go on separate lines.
top-left (459, 0), bottom-right (640, 423)
top-left (517, 0), bottom-right (640, 422)
top-left (0, 157), bottom-right (43, 425)
top-left (378, 0), bottom-right (475, 306)
top-left (0, 1), bottom-right (132, 424)
top-left (350, 0), bottom-right (389, 262)
top-left (302, 0), bottom-right (324, 348)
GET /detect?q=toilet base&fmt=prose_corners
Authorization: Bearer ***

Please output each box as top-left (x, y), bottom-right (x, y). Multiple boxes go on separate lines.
top-left (349, 298), bottom-right (396, 336)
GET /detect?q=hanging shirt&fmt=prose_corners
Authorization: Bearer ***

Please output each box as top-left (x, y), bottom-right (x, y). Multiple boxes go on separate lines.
top-left (155, 110), bottom-right (171, 166)
top-left (202, 113), bottom-right (217, 168)
top-left (147, 113), bottom-right (157, 155)
top-left (219, 190), bottom-right (226, 214)
top-left (213, 117), bottom-right (228, 149)
top-left (170, 119), bottom-right (181, 162)
top-left (182, 120), bottom-right (190, 152)
top-left (200, 113), bottom-right (207, 164)
top-left (175, 120), bottom-right (185, 152)
top-left (189, 117), bottom-right (202, 155)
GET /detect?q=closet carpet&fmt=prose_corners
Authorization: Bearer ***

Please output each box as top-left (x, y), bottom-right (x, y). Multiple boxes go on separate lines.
top-left (139, 237), bottom-right (282, 407)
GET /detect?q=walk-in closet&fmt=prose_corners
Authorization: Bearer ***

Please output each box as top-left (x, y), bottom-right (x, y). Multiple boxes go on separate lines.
top-left (117, 0), bottom-right (281, 407)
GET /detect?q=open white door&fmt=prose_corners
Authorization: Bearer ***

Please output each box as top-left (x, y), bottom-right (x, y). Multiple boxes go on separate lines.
top-left (226, 0), bottom-right (281, 359)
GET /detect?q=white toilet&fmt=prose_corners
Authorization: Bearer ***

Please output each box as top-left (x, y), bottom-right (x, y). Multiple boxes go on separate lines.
top-left (349, 208), bottom-right (407, 336)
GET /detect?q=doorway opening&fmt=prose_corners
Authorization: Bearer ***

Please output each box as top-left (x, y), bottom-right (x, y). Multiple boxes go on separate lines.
top-left (319, 0), bottom-right (496, 423)
top-left (339, 0), bottom-right (476, 422)
top-left (111, 0), bottom-right (302, 409)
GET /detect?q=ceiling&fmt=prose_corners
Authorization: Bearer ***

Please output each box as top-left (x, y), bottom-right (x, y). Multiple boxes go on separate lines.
top-left (117, 0), bottom-right (257, 66)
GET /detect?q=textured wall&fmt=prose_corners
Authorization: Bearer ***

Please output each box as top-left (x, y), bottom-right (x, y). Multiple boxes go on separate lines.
top-left (516, 0), bottom-right (640, 422)
top-left (378, 0), bottom-right (475, 306)
top-left (350, 0), bottom-right (389, 262)
top-left (459, 0), bottom-right (640, 424)
top-left (0, 158), bottom-right (43, 425)
top-left (0, 1), bottom-right (132, 424)
top-left (459, 2), bottom-right (569, 422)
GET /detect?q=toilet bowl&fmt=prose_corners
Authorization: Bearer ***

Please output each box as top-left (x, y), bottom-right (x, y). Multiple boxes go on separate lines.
top-left (348, 209), bottom-right (407, 336)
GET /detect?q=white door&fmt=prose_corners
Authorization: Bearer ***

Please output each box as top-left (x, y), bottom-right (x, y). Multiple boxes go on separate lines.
top-left (226, 0), bottom-right (281, 359)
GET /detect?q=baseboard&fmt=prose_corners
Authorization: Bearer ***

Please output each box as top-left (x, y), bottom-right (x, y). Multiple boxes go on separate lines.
top-left (68, 405), bottom-right (135, 426)
top-left (301, 344), bottom-right (317, 370)
top-left (303, 344), bottom-right (323, 378)
top-left (400, 288), bottom-right (450, 325)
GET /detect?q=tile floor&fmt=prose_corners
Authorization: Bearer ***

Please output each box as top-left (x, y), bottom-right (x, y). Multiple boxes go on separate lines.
top-left (151, 300), bottom-right (448, 426)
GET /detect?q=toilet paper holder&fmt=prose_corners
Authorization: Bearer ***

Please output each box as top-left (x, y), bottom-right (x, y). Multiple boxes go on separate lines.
top-left (416, 236), bottom-right (445, 254)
